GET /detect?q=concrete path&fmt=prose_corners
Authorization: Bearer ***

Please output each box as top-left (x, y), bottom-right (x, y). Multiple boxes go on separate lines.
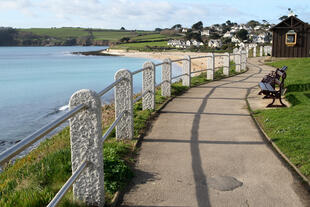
top-left (119, 57), bottom-right (309, 207)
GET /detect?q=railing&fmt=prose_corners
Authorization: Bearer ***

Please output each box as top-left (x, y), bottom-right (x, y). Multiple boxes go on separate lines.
top-left (0, 50), bottom-right (247, 207)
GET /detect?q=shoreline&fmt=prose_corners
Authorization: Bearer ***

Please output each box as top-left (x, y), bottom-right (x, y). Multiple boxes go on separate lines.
top-left (77, 49), bottom-right (227, 73)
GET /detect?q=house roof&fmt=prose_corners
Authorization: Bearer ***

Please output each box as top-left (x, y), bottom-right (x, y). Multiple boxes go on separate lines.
top-left (270, 16), bottom-right (309, 31)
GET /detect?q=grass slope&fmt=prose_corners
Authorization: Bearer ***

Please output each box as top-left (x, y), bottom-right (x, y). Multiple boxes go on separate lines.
top-left (254, 58), bottom-right (310, 178)
top-left (18, 28), bottom-right (155, 42)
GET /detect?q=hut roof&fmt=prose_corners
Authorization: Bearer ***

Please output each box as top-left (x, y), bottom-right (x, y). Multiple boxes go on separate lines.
top-left (270, 16), bottom-right (309, 31)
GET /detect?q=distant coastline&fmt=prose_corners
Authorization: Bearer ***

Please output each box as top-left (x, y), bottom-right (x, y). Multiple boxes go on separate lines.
top-left (74, 49), bottom-right (227, 73)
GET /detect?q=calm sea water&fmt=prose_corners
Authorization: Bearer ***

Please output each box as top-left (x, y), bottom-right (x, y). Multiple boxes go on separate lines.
top-left (0, 46), bottom-right (181, 153)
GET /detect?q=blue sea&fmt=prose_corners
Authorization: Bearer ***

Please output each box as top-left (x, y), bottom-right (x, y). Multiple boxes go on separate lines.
top-left (0, 46), bottom-right (181, 153)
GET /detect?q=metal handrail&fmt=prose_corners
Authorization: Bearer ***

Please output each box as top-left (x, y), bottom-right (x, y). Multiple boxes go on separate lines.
top-left (171, 74), bottom-right (185, 80)
top-left (155, 80), bottom-right (167, 88)
top-left (171, 58), bottom-right (186, 63)
top-left (0, 103), bottom-right (86, 166)
top-left (154, 62), bottom-right (165, 67)
top-left (190, 55), bottom-right (211, 60)
top-left (191, 69), bottom-right (207, 74)
top-left (133, 90), bottom-right (150, 104)
top-left (98, 78), bottom-right (124, 97)
top-left (47, 161), bottom-right (89, 207)
top-left (101, 110), bottom-right (127, 143)
top-left (132, 66), bottom-right (151, 75)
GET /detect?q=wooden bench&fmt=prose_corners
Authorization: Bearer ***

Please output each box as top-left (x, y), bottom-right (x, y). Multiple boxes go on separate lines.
top-left (258, 66), bottom-right (288, 107)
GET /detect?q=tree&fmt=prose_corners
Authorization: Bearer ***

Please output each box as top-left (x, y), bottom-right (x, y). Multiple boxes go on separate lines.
top-left (0, 27), bottom-right (17, 46)
top-left (192, 21), bottom-right (203, 31)
top-left (171, 24), bottom-right (182, 30)
top-left (185, 29), bottom-right (202, 41)
top-left (226, 20), bottom-right (233, 26)
top-left (279, 15), bottom-right (288, 21)
top-left (236, 29), bottom-right (248, 41)
top-left (120, 27), bottom-right (125, 30)
top-left (120, 37), bottom-right (130, 43)
top-left (246, 20), bottom-right (260, 29)
top-left (155, 28), bottom-right (162, 32)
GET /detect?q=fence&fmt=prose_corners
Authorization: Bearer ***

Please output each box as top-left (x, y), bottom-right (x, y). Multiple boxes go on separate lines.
top-left (0, 50), bottom-right (247, 206)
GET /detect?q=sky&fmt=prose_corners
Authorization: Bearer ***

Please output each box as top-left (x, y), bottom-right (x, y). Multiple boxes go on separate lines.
top-left (0, 0), bottom-right (310, 30)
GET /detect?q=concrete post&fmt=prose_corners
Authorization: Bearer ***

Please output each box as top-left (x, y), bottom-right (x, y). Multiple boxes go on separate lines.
top-left (207, 53), bottom-right (214, 80)
top-left (260, 46), bottom-right (263, 56)
top-left (223, 52), bottom-right (230, 76)
top-left (142, 61), bottom-right (155, 110)
top-left (235, 52), bottom-right (241, 73)
top-left (162, 58), bottom-right (171, 97)
top-left (114, 69), bottom-right (134, 140)
top-left (264, 46), bottom-right (267, 56)
top-left (253, 47), bottom-right (257, 57)
top-left (182, 56), bottom-right (191, 87)
top-left (246, 47), bottom-right (249, 58)
top-left (241, 51), bottom-right (246, 71)
top-left (69, 89), bottom-right (104, 206)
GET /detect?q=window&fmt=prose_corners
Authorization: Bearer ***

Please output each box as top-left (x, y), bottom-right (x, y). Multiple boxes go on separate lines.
top-left (285, 30), bottom-right (297, 46)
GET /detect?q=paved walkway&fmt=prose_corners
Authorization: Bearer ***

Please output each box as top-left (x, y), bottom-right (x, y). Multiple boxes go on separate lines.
top-left (120, 57), bottom-right (309, 207)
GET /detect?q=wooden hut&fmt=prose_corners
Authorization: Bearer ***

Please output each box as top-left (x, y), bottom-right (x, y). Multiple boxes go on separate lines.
top-left (271, 16), bottom-right (310, 57)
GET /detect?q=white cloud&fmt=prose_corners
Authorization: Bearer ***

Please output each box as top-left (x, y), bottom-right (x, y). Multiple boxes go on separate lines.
top-left (0, 0), bottom-right (250, 29)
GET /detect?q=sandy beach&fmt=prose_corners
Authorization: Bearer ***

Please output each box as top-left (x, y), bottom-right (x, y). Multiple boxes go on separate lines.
top-left (102, 49), bottom-right (228, 74)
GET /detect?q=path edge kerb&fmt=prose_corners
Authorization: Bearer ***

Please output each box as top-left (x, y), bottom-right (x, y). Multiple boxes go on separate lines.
top-left (246, 87), bottom-right (310, 191)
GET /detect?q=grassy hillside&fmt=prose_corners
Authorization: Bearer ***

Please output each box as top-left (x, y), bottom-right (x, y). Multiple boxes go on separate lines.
top-left (254, 58), bottom-right (310, 178)
top-left (18, 28), bottom-right (155, 42)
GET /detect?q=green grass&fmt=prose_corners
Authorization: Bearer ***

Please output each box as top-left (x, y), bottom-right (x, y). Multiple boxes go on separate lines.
top-left (0, 65), bottom-right (243, 206)
top-left (112, 41), bottom-right (171, 51)
top-left (254, 58), bottom-right (310, 178)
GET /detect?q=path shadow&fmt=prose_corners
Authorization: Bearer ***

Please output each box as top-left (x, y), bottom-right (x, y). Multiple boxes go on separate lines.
top-left (189, 65), bottom-right (263, 207)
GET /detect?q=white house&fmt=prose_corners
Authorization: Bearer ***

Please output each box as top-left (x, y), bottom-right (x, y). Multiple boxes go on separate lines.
top-left (208, 39), bottom-right (222, 48)
top-left (254, 25), bottom-right (262, 30)
top-left (186, 40), bottom-right (191, 47)
top-left (223, 31), bottom-right (233, 38)
top-left (182, 28), bottom-right (188, 33)
top-left (231, 36), bottom-right (241, 43)
top-left (201, 30), bottom-right (210, 36)
top-left (253, 33), bottom-right (270, 44)
top-left (192, 40), bottom-right (204, 47)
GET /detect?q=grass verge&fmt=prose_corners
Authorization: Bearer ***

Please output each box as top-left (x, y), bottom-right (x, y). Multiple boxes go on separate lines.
top-left (254, 58), bottom-right (310, 179)
top-left (0, 65), bottom-right (242, 206)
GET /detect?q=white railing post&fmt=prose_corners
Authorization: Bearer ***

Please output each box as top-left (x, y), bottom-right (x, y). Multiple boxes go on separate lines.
top-left (223, 52), bottom-right (230, 76)
top-left (162, 58), bottom-right (172, 97)
top-left (114, 69), bottom-right (134, 140)
top-left (142, 61), bottom-right (155, 110)
top-left (207, 53), bottom-right (214, 80)
top-left (235, 52), bottom-right (241, 73)
top-left (260, 46), bottom-right (263, 56)
top-left (264, 46), bottom-right (267, 56)
top-left (253, 46), bottom-right (257, 57)
top-left (246, 47), bottom-right (249, 58)
top-left (182, 55), bottom-right (191, 87)
top-left (69, 89), bottom-right (104, 206)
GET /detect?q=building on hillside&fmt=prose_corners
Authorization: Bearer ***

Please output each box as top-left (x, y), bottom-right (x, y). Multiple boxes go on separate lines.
top-left (201, 29), bottom-right (210, 36)
top-left (208, 39), bottom-right (222, 48)
top-left (253, 33), bottom-right (271, 44)
top-left (231, 36), bottom-right (241, 43)
top-left (192, 40), bottom-right (204, 47)
top-left (182, 28), bottom-right (188, 33)
top-left (254, 25), bottom-right (262, 30)
top-left (270, 15), bottom-right (310, 57)
top-left (223, 31), bottom-right (233, 38)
